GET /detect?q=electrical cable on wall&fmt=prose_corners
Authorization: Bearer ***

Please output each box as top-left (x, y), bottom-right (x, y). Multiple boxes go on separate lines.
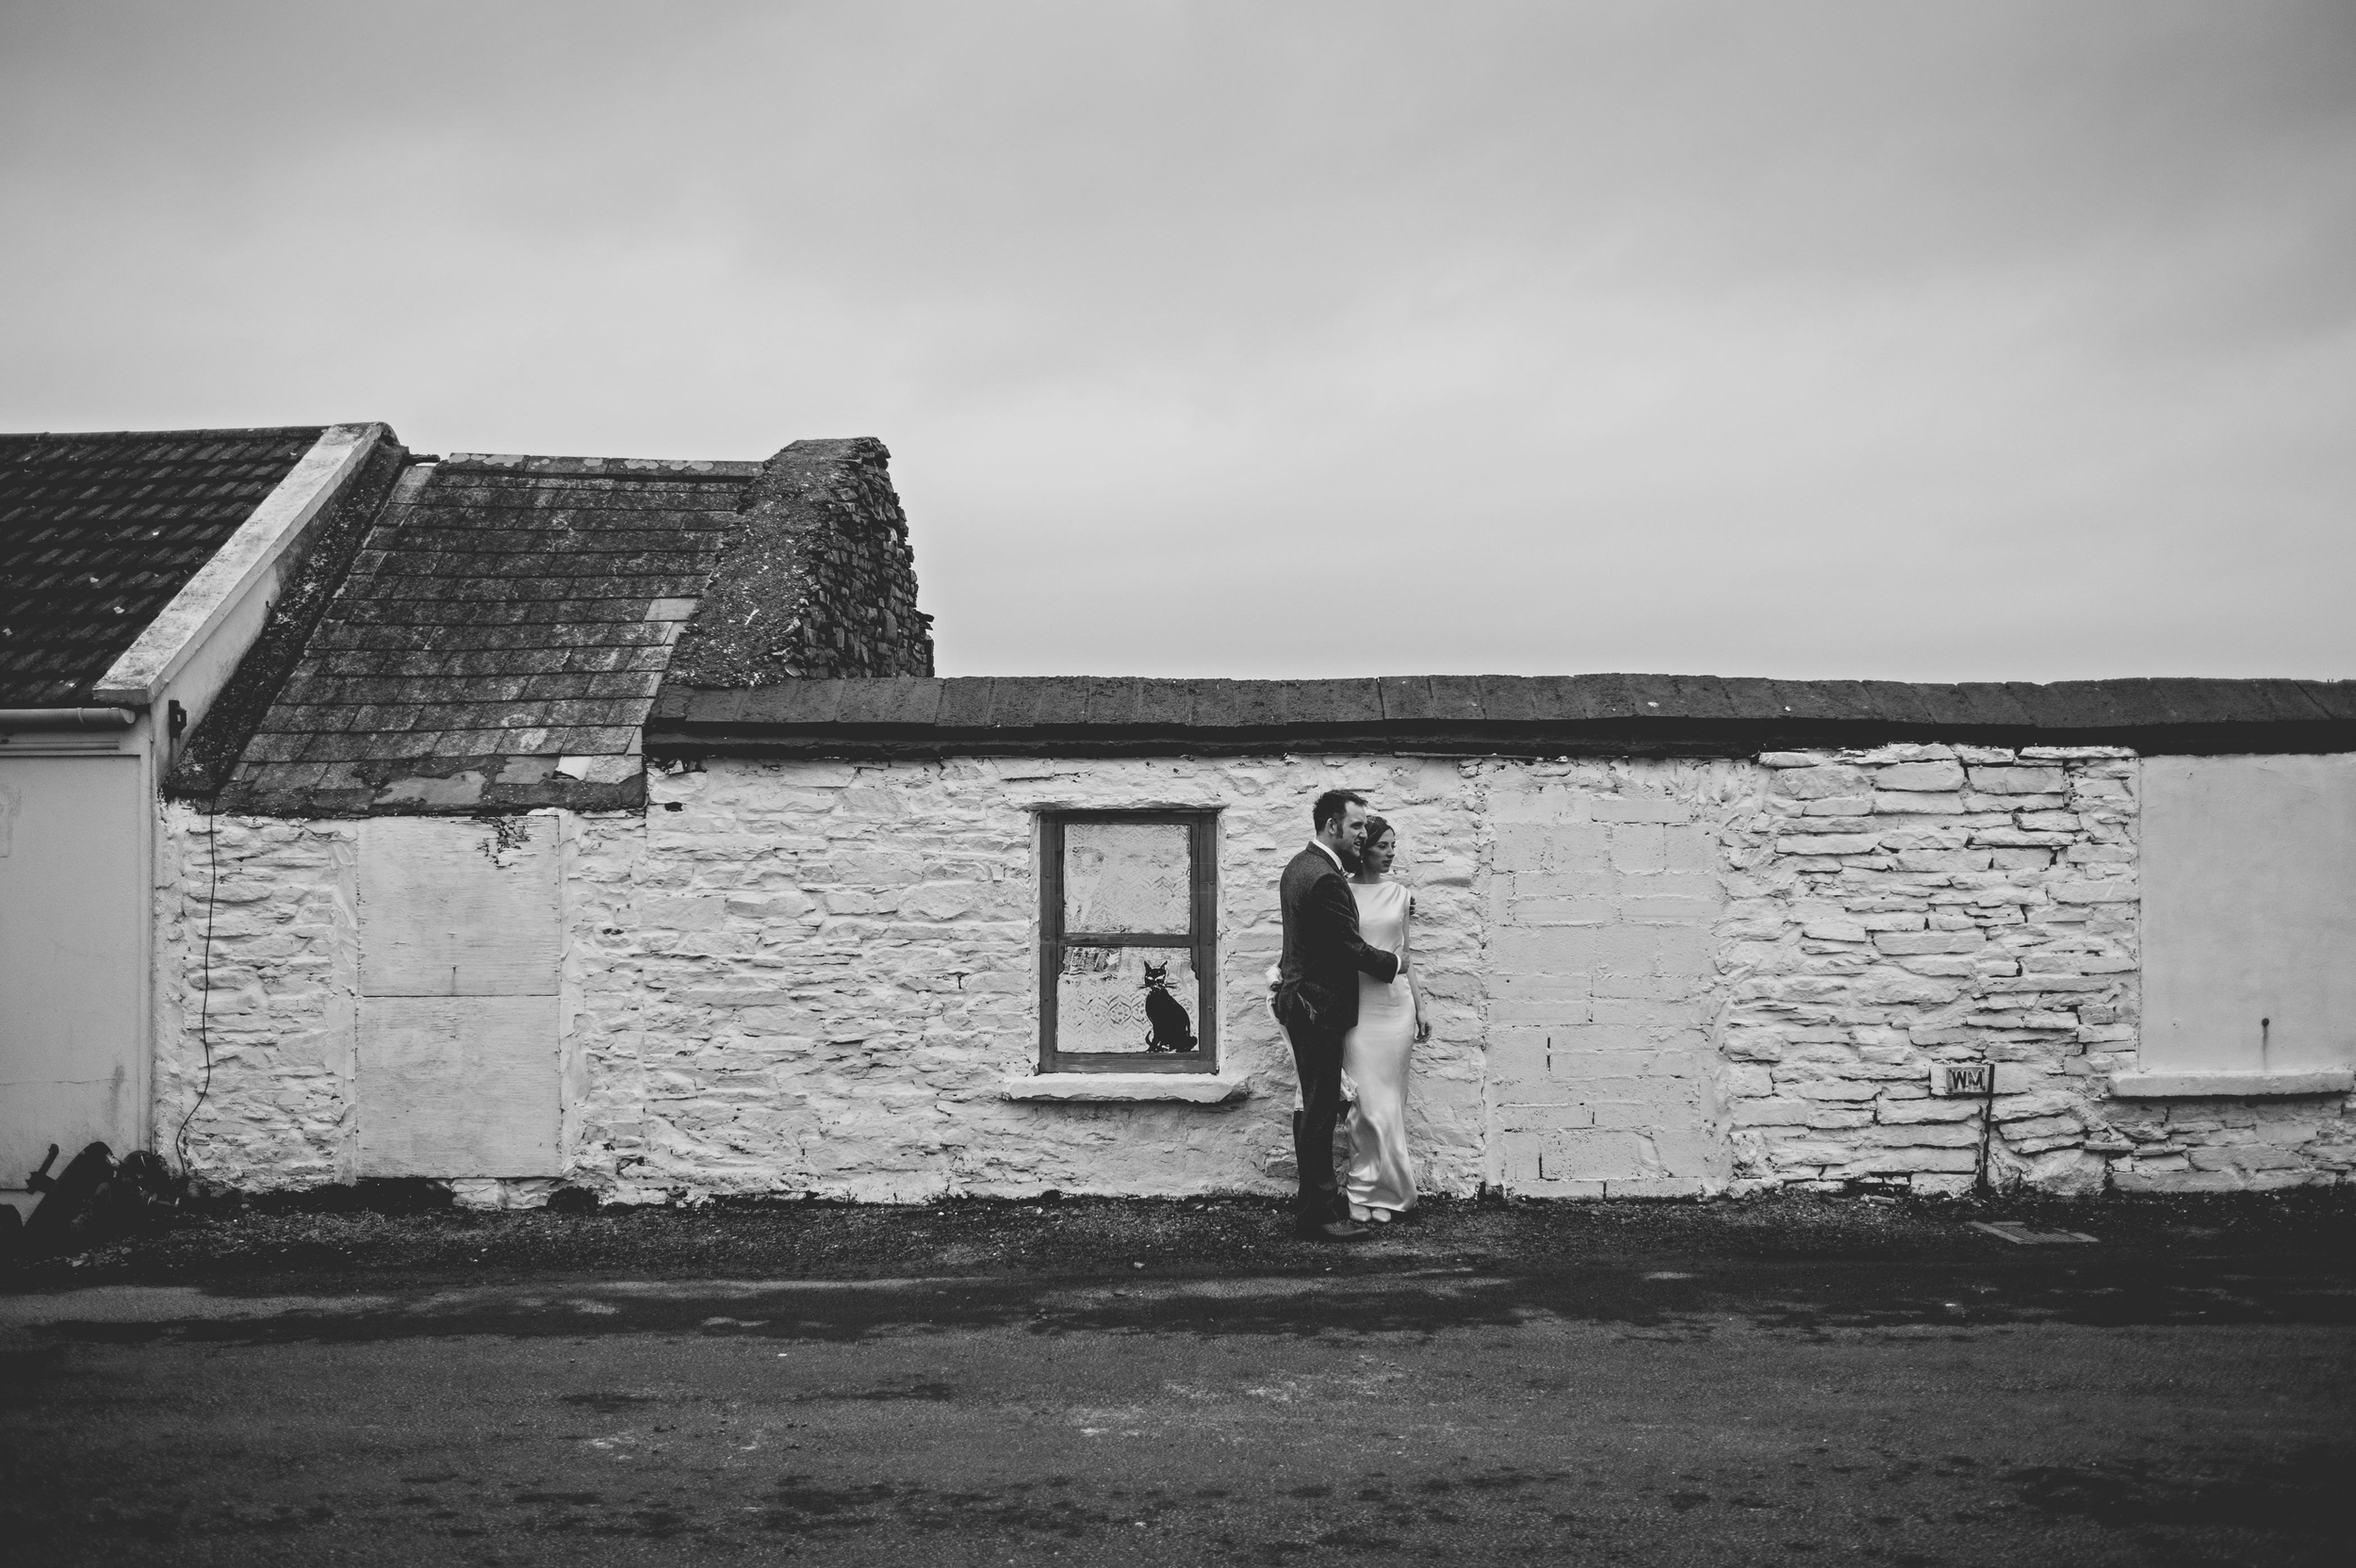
top-left (172, 804), bottom-right (221, 1178)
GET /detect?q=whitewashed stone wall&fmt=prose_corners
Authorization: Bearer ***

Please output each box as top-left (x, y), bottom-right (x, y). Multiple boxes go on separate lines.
top-left (593, 756), bottom-right (1490, 1202)
top-left (2102, 1097), bottom-right (2356, 1191)
top-left (1719, 745), bottom-right (2143, 1196)
top-left (155, 807), bottom-right (587, 1200)
top-left (155, 807), bottom-right (359, 1188)
top-left (152, 748), bottom-right (2354, 1201)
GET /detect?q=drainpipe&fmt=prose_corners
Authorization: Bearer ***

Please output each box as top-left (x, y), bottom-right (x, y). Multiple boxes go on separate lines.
top-left (0, 708), bottom-right (140, 730)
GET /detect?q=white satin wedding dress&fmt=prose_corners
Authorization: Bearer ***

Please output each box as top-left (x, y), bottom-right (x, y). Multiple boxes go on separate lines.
top-left (1342, 879), bottom-right (1417, 1219)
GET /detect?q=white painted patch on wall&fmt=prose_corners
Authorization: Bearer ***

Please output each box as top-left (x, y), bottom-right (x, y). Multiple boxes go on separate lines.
top-left (2140, 754), bottom-right (2356, 1079)
top-left (1483, 763), bottom-right (1742, 1199)
top-left (355, 816), bottom-right (562, 1177)
top-left (356, 995), bottom-right (562, 1176)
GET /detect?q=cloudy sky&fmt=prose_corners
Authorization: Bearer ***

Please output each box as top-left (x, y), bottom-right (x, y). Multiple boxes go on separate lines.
top-left (3, 1), bottom-right (2349, 680)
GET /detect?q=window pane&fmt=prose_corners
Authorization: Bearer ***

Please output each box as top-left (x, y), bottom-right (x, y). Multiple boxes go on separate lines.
top-left (1063, 821), bottom-right (1190, 934)
top-left (1055, 945), bottom-right (1201, 1054)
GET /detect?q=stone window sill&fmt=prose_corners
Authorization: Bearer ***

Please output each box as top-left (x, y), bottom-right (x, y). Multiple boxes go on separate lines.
top-left (2110, 1068), bottom-right (2354, 1099)
top-left (1001, 1072), bottom-right (1250, 1104)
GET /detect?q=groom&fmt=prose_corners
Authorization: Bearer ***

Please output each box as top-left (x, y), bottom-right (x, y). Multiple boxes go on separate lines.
top-left (1274, 789), bottom-right (1400, 1241)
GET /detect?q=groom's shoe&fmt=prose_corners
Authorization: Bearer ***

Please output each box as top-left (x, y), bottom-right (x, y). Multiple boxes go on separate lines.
top-left (1295, 1217), bottom-right (1371, 1242)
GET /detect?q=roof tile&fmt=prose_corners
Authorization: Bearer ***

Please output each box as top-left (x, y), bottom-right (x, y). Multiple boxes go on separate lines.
top-left (987, 679), bottom-right (1047, 729)
top-left (1028, 678), bottom-right (1092, 727)
top-left (2296, 680), bottom-right (2356, 723)
top-left (1187, 680), bottom-right (1243, 730)
top-left (1378, 676), bottom-right (1437, 722)
top-left (1227, 681), bottom-right (1282, 728)
top-left (215, 455), bottom-right (752, 806)
top-left (1078, 677), bottom-right (1140, 727)
top-left (1848, 679), bottom-right (1945, 727)
top-left (1294, 678), bottom-right (1383, 726)
top-left (1424, 675), bottom-right (1487, 722)
top-left (1476, 675), bottom-right (1542, 724)
top-left (727, 685), bottom-right (808, 726)
top-left (0, 427), bottom-right (323, 703)
top-left (1135, 680), bottom-right (1194, 727)
top-left (839, 678), bottom-right (941, 727)
top-left (935, 678), bottom-right (996, 728)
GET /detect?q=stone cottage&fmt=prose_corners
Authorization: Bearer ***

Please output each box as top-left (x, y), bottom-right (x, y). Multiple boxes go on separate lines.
top-left (25, 422), bottom-right (2348, 1205)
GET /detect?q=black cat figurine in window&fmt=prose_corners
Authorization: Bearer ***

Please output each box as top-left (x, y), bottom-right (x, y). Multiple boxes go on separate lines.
top-left (1140, 961), bottom-right (1198, 1053)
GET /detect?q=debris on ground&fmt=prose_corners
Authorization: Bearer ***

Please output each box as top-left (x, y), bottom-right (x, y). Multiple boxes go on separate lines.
top-left (1970, 1219), bottom-right (2100, 1245)
top-left (3, 1185), bottom-right (2347, 1290)
top-left (12, 1142), bottom-right (188, 1263)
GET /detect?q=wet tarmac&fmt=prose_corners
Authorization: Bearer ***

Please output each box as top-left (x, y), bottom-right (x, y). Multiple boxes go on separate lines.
top-left (3, 1198), bottom-right (2351, 1564)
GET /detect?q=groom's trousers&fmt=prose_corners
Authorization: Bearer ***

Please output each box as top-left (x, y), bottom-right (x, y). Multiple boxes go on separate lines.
top-left (1282, 1011), bottom-right (1349, 1222)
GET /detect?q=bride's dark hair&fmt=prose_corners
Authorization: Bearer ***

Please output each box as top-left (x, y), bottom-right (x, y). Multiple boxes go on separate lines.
top-left (1364, 815), bottom-right (1394, 847)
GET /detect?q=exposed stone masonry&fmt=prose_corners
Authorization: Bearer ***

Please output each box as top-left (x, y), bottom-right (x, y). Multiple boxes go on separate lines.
top-left (667, 438), bottom-right (933, 689)
top-left (2102, 1095), bottom-right (2356, 1192)
top-left (1719, 744), bottom-right (2142, 1196)
top-left (155, 809), bottom-right (358, 1187)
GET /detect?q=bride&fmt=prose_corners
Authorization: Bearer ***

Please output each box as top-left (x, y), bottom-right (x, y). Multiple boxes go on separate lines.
top-left (1342, 815), bottom-right (1428, 1222)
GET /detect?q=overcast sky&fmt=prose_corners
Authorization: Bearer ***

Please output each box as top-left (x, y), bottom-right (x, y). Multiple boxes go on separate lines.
top-left (3, 2), bottom-right (2349, 680)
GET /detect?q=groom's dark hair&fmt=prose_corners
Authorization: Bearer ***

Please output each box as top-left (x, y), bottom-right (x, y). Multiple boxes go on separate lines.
top-left (1312, 789), bottom-right (1367, 832)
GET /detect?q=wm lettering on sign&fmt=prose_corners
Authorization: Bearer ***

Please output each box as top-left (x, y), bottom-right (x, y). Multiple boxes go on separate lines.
top-left (1930, 1062), bottom-right (1995, 1097)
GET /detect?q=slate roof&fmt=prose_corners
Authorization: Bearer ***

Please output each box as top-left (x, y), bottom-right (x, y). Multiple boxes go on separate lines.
top-left (0, 427), bottom-right (322, 705)
top-left (647, 674), bottom-right (2356, 759)
top-left (214, 453), bottom-right (761, 813)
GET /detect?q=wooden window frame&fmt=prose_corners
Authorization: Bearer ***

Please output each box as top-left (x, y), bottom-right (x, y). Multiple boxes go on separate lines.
top-left (1038, 808), bottom-right (1219, 1074)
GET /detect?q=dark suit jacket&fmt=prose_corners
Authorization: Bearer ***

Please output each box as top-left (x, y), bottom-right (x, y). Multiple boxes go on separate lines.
top-left (1275, 843), bottom-right (1400, 1037)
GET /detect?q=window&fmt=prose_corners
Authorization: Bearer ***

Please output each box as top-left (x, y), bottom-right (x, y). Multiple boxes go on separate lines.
top-left (1038, 809), bottom-right (1219, 1073)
